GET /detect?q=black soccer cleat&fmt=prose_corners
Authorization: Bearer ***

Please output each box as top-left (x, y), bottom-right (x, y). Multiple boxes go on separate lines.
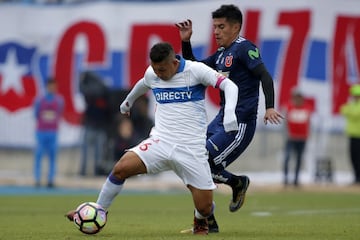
top-left (207, 214), bottom-right (219, 233)
top-left (229, 175), bottom-right (250, 212)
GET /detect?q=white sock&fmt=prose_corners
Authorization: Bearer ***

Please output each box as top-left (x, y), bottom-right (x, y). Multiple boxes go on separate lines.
top-left (194, 209), bottom-right (206, 219)
top-left (96, 177), bottom-right (124, 209)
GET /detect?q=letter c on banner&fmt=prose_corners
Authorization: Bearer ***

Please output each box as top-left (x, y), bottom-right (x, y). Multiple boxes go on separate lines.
top-left (54, 21), bottom-right (106, 125)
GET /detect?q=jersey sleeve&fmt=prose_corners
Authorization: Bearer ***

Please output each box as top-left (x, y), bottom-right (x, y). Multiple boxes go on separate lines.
top-left (192, 62), bottom-right (226, 88)
top-left (142, 66), bottom-right (155, 88)
top-left (238, 40), bottom-right (263, 70)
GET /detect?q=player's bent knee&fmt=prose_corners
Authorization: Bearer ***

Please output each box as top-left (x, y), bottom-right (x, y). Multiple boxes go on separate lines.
top-left (111, 167), bottom-right (127, 181)
top-left (112, 152), bottom-right (147, 179)
top-left (112, 160), bottom-right (131, 180)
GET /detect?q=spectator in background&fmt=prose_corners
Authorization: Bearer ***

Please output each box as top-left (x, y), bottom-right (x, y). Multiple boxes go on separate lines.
top-left (79, 71), bottom-right (112, 176)
top-left (340, 84), bottom-right (360, 185)
top-left (113, 114), bottom-right (140, 161)
top-left (282, 87), bottom-right (314, 187)
top-left (130, 95), bottom-right (154, 143)
top-left (33, 78), bottom-right (64, 188)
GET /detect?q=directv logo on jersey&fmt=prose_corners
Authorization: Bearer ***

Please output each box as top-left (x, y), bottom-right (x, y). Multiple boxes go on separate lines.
top-left (155, 90), bottom-right (192, 101)
top-left (152, 84), bottom-right (205, 104)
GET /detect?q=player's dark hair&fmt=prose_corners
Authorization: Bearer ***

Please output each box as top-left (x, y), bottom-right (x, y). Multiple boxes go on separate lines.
top-left (212, 4), bottom-right (243, 25)
top-left (150, 42), bottom-right (174, 63)
top-left (46, 77), bottom-right (57, 86)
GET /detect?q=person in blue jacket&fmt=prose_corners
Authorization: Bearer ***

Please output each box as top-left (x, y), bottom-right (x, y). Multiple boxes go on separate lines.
top-left (33, 78), bottom-right (64, 188)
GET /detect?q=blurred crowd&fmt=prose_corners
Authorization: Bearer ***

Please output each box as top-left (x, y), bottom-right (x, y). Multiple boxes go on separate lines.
top-left (78, 71), bottom-right (154, 176)
top-left (0, 0), bottom-right (188, 4)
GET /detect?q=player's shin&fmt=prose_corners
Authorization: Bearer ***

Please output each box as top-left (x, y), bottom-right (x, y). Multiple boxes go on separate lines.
top-left (96, 173), bottom-right (125, 209)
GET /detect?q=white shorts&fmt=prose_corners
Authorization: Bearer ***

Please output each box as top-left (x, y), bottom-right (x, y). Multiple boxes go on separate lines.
top-left (129, 135), bottom-right (216, 190)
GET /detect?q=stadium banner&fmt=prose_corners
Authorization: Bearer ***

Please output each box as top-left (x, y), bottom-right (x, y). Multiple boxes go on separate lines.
top-left (0, 0), bottom-right (359, 147)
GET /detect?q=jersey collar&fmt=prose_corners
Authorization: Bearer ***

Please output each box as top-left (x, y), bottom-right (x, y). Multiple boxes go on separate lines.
top-left (176, 55), bottom-right (185, 73)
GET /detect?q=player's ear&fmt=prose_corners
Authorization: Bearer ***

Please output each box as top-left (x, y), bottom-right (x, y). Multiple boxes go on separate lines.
top-left (235, 23), bottom-right (241, 32)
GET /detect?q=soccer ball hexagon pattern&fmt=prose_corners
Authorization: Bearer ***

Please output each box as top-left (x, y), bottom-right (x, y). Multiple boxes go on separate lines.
top-left (73, 202), bottom-right (107, 234)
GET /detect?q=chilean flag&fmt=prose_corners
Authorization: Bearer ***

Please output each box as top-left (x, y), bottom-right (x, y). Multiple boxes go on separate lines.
top-left (0, 43), bottom-right (37, 112)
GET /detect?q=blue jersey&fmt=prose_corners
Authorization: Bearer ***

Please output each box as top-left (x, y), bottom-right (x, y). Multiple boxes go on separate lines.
top-left (202, 36), bottom-right (263, 121)
top-left (34, 93), bottom-right (64, 132)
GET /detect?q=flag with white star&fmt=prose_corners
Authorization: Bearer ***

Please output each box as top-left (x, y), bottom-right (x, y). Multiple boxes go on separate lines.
top-left (0, 43), bottom-right (37, 112)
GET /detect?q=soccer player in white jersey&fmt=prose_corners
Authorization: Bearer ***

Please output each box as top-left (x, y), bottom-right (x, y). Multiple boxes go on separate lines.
top-left (66, 42), bottom-right (239, 235)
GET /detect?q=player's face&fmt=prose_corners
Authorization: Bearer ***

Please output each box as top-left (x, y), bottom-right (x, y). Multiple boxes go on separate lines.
top-left (47, 82), bottom-right (57, 93)
top-left (151, 57), bottom-right (179, 81)
top-left (213, 18), bottom-right (241, 48)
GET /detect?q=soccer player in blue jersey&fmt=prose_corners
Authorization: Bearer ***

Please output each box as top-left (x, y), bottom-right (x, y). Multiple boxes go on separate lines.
top-left (66, 42), bottom-right (239, 235)
top-left (176, 4), bottom-right (284, 232)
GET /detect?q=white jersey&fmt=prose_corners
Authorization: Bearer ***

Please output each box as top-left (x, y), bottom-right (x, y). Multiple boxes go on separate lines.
top-left (143, 56), bottom-right (226, 146)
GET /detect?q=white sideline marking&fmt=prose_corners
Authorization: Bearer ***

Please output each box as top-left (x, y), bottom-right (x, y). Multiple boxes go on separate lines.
top-left (251, 208), bottom-right (360, 217)
top-left (251, 211), bottom-right (272, 216)
top-left (288, 208), bottom-right (360, 215)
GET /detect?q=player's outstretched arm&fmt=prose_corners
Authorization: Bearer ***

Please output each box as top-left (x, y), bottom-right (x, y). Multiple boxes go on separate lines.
top-left (120, 78), bottom-right (149, 116)
top-left (175, 19), bottom-right (196, 61)
top-left (175, 19), bottom-right (192, 42)
top-left (252, 64), bottom-right (284, 125)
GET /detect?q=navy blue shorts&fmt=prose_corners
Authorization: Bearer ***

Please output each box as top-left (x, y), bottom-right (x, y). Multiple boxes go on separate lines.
top-left (206, 114), bottom-right (256, 169)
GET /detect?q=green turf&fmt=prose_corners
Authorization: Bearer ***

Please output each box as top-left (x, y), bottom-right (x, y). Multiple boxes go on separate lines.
top-left (0, 190), bottom-right (359, 239)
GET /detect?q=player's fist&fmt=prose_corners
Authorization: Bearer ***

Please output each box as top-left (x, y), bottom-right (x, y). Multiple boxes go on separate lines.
top-left (175, 19), bottom-right (193, 42)
top-left (119, 100), bottom-right (131, 115)
top-left (223, 112), bottom-right (238, 132)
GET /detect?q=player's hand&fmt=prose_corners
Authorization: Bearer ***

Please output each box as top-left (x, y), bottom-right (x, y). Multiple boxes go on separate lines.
top-left (223, 111), bottom-right (238, 132)
top-left (175, 19), bottom-right (193, 42)
top-left (263, 108), bottom-right (284, 125)
top-left (119, 100), bottom-right (131, 116)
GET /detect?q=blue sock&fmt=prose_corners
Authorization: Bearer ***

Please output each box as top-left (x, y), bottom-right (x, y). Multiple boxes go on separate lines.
top-left (212, 170), bottom-right (239, 187)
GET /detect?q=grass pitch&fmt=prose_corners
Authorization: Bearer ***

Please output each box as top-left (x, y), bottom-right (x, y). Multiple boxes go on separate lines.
top-left (0, 188), bottom-right (359, 240)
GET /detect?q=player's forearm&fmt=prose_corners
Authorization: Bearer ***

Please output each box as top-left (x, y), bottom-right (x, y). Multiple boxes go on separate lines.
top-left (219, 79), bottom-right (238, 114)
top-left (124, 78), bottom-right (149, 106)
top-left (262, 78), bottom-right (275, 109)
top-left (253, 64), bottom-right (275, 109)
top-left (219, 79), bottom-right (239, 132)
top-left (181, 41), bottom-right (197, 61)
